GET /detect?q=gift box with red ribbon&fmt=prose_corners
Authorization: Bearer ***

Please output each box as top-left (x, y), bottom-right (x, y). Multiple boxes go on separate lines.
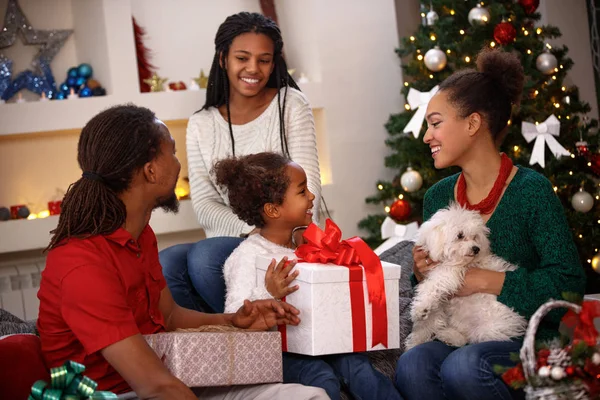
top-left (256, 219), bottom-right (401, 356)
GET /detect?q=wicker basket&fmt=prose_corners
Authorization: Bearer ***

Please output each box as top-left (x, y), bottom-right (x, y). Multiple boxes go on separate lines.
top-left (520, 300), bottom-right (590, 400)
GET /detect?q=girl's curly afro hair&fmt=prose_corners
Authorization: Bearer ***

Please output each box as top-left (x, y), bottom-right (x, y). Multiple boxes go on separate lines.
top-left (212, 152), bottom-right (291, 228)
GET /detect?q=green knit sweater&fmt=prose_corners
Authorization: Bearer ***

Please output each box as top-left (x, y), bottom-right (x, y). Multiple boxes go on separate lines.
top-left (415, 167), bottom-right (586, 341)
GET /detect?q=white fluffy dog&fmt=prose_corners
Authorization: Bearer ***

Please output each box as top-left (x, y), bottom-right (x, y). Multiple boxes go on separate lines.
top-left (405, 203), bottom-right (527, 350)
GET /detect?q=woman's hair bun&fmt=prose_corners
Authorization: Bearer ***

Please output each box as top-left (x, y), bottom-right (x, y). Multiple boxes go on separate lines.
top-left (476, 48), bottom-right (524, 106)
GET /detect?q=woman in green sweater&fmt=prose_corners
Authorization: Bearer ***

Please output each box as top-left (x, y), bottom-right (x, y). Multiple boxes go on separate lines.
top-left (394, 49), bottom-right (586, 400)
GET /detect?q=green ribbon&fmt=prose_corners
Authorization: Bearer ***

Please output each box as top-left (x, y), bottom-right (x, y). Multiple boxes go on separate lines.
top-left (29, 360), bottom-right (117, 400)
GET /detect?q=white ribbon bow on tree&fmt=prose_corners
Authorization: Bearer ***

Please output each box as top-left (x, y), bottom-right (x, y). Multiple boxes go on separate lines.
top-left (403, 85), bottom-right (440, 138)
top-left (521, 115), bottom-right (570, 168)
top-left (374, 217), bottom-right (420, 255)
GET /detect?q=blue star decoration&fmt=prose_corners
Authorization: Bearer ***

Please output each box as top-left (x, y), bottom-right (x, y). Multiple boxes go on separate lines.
top-left (0, 0), bottom-right (73, 100)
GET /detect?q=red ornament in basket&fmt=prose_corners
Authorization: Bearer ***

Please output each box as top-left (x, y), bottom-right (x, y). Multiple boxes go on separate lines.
top-left (497, 299), bottom-right (600, 399)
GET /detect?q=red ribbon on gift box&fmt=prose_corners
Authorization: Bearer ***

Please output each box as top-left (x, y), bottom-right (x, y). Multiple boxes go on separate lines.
top-left (279, 219), bottom-right (388, 353)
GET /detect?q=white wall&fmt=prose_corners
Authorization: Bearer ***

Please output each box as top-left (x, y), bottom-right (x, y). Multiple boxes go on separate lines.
top-left (130, 0), bottom-right (262, 89)
top-left (277, 0), bottom-right (403, 236)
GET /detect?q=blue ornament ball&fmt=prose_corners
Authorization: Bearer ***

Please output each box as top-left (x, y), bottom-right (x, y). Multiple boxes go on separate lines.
top-left (76, 76), bottom-right (86, 87)
top-left (67, 76), bottom-right (77, 87)
top-left (79, 86), bottom-right (92, 98)
top-left (17, 206), bottom-right (30, 219)
top-left (67, 67), bottom-right (78, 78)
top-left (77, 63), bottom-right (93, 79)
top-left (55, 92), bottom-right (66, 100)
top-left (59, 82), bottom-right (69, 93)
top-left (0, 207), bottom-right (10, 221)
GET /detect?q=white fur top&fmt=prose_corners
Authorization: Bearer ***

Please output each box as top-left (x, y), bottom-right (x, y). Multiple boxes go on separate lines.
top-left (223, 234), bottom-right (295, 313)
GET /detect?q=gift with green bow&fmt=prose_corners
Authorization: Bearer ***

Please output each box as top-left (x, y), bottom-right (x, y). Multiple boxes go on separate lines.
top-left (29, 360), bottom-right (117, 400)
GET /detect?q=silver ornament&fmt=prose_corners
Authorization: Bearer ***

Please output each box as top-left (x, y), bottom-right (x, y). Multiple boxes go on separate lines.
top-left (420, 3), bottom-right (428, 26)
top-left (400, 167), bottom-right (423, 192)
top-left (550, 366), bottom-right (566, 380)
top-left (0, 0), bottom-right (73, 74)
top-left (468, 4), bottom-right (490, 26)
top-left (426, 9), bottom-right (439, 26)
top-left (538, 366), bottom-right (551, 378)
top-left (536, 52), bottom-right (558, 75)
top-left (571, 189), bottom-right (594, 213)
top-left (424, 47), bottom-right (447, 72)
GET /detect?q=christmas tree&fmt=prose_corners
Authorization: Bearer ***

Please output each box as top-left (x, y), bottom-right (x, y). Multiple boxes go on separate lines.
top-left (359, 0), bottom-right (600, 293)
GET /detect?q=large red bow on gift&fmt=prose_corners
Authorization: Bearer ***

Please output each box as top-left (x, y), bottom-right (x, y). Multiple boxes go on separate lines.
top-left (562, 300), bottom-right (600, 346)
top-left (295, 219), bottom-right (388, 349)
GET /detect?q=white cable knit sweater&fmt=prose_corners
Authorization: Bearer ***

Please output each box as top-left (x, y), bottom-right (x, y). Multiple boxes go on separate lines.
top-left (223, 234), bottom-right (295, 314)
top-left (186, 88), bottom-right (322, 238)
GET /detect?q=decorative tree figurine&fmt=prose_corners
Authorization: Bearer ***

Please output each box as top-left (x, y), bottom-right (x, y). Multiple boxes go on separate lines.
top-left (133, 17), bottom-right (156, 93)
top-left (359, 0), bottom-right (600, 292)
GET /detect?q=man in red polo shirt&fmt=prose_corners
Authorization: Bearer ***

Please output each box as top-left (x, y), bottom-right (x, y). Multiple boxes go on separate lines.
top-left (37, 105), bottom-right (326, 400)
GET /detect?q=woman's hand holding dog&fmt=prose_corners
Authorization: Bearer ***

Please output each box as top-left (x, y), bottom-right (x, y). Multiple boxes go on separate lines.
top-left (456, 268), bottom-right (506, 297)
top-left (265, 257), bottom-right (300, 299)
top-left (412, 246), bottom-right (438, 282)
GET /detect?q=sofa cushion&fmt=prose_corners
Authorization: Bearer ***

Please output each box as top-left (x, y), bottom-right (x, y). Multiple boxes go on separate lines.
top-left (364, 240), bottom-right (415, 385)
top-left (0, 334), bottom-right (49, 399)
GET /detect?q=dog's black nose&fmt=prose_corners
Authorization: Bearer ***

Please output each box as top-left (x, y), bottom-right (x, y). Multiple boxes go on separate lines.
top-left (472, 246), bottom-right (480, 255)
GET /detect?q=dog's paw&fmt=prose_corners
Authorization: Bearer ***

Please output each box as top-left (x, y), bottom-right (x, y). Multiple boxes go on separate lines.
top-left (405, 331), bottom-right (433, 350)
top-left (404, 334), bottom-right (421, 350)
top-left (412, 306), bottom-right (429, 321)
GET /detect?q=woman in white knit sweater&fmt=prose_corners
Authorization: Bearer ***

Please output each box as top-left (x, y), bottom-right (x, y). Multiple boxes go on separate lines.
top-left (159, 12), bottom-right (322, 313)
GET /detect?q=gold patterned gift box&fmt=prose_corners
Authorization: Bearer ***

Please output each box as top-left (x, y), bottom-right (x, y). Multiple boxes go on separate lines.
top-left (144, 326), bottom-right (283, 387)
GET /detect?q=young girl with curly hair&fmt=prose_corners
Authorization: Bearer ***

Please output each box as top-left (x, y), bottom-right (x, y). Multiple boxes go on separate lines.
top-left (213, 152), bottom-right (402, 400)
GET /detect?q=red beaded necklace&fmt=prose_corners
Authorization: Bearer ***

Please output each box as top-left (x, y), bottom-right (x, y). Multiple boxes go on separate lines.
top-left (456, 153), bottom-right (513, 215)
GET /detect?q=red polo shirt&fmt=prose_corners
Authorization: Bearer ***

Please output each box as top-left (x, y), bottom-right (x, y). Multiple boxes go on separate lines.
top-left (37, 225), bottom-right (167, 394)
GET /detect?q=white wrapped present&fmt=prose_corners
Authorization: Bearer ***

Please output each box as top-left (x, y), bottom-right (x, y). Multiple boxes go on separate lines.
top-left (256, 220), bottom-right (401, 356)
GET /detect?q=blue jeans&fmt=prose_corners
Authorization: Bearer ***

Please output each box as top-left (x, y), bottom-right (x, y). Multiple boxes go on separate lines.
top-left (283, 352), bottom-right (402, 400)
top-left (159, 237), bottom-right (244, 313)
top-left (395, 341), bottom-right (525, 400)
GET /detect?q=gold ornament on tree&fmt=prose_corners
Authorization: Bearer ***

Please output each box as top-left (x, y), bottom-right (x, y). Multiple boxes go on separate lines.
top-left (591, 253), bottom-right (600, 274)
top-left (143, 73), bottom-right (168, 92)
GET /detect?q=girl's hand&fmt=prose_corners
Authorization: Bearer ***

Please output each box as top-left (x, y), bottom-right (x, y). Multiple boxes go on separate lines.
top-left (265, 257), bottom-right (299, 299)
top-left (413, 245), bottom-right (437, 282)
top-left (456, 268), bottom-right (505, 297)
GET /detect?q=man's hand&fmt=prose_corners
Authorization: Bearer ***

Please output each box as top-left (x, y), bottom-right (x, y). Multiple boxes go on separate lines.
top-left (265, 257), bottom-right (299, 299)
top-left (101, 334), bottom-right (196, 400)
top-left (231, 299), bottom-right (301, 330)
